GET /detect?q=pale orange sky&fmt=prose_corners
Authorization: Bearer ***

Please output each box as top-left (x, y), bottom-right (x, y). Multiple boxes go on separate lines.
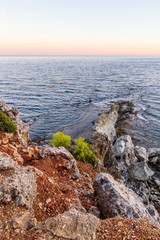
top-left (0, 0), bottom-right (160, 56)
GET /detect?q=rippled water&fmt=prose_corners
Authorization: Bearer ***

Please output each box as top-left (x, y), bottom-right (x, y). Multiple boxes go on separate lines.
top-left (0, 56), bottom-right (159, 147)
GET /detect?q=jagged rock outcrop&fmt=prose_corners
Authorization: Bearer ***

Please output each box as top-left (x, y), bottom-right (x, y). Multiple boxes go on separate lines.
top-left (93, 104), bottom-right (119, 142)
top-left (0, 152), bottom-right (37, 209)
top-left (91, 101), bottom-right (160, 222)
top-left (112, 134), bottom-right (160, 215)
top-left (0, 152), bottom-right (37, 234)
top-left (93, 173), bottom-right (160, 225)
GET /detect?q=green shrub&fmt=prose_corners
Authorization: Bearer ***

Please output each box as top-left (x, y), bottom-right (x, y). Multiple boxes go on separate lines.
top-left (72, 137), bottom-right (98, 165)
top-left (0, 110), bottom-right (17, 133)
top-left (50, 131), bottom-right (71, 149)
top-left (75, 137), bottom-right (85, 145)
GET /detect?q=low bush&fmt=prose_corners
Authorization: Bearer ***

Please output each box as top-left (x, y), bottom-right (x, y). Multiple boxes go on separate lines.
top-left (0, 110), bottom-right (17, 133)
top-left (72, 137), bottom-right (98, 165)
top-left (50, 131), bottom-right (71, 149)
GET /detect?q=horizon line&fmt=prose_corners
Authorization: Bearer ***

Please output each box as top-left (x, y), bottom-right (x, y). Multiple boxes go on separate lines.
top-left (0, 54), bottom-right (160, 57)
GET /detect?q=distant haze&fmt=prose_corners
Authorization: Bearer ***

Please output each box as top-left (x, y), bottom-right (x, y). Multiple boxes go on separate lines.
top-left (0, 0), bottom-right (160, 56)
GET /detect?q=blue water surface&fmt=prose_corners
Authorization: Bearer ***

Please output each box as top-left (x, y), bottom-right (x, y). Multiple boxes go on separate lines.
top-left (0, 56), bottom-right (159, 146)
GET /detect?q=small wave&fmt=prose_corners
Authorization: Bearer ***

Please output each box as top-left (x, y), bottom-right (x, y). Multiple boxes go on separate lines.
top-left (24, 111), bottom-right (50, 125)
top-left (137, 113), bottom-right (148, 122)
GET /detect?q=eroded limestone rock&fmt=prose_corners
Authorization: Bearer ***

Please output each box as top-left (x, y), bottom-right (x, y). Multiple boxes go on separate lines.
top-left (0, 156), bottom-right (37, 209)
top-left (134, 146), bottom-right (148, 162)
top-left (113, 135), bottom-right (134, 158)
top-left (14, 120), bottom-right (30, 147)
top-left (127, 162), bottom-right (154, 181)
top-left (93, 173), bottom-right (159, 225)
top-left (11, 211), bottom-right (36, 230)
top-left (35, 208), bottom-right (100, 240)
top-left (93, 104), bottom-right (119, 142)
top-left (0, 152), bottom-right (18, 170)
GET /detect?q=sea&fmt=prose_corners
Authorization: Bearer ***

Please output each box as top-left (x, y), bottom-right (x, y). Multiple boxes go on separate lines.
top-left (0, 56), bottom-right (160, 148)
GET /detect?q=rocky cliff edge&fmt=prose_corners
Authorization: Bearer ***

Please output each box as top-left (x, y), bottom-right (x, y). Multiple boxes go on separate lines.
top-left (0, 99), bottom-right (160, 240)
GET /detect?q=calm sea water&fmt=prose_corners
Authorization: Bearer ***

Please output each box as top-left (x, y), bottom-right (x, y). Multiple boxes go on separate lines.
top-left (0, 56), bottom-right (159, 147)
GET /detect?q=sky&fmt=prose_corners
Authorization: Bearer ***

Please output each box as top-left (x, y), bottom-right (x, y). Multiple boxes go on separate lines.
top-left (0, 0), bottom-right (160, 56)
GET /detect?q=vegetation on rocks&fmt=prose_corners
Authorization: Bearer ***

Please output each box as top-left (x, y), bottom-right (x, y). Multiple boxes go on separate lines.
top-left (50, 131), bottom-right (71, 149)
top-left (0, 110), bottom-right (17, 133)
top-left (50, 133), bottom-right (98, 165)
top-left (72, 137), bottom-right (99, 165)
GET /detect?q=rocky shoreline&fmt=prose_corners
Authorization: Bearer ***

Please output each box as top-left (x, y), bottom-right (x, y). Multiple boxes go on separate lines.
top-left (0, 99), bottom-right (160, 239)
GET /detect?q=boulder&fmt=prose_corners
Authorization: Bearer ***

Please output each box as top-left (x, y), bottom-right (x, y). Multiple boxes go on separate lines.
top-left (113, 135), bottom-right (137, 169)
top-left (35, 208), bottom-right (100, 240)
top-left (127, 162), bottom-right (154, 181)
top-left (93, 104), bottom-right (119, 142)
top-left (134, 146), bottom-right (148, 162)
top-left (93, 173), bottom-right (158, 225)
top-left (113, 135), bottom-right (134, 157)
top-left (0, 156), bottom-right (37, 209)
